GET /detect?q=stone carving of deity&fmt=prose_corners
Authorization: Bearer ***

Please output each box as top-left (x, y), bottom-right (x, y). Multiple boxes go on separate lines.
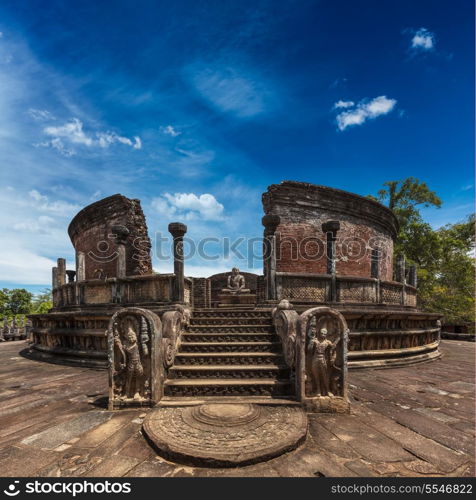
top-left (113, 316), bottom-right (145, 401)
top-left (306, 325), bottom-right (339, 397)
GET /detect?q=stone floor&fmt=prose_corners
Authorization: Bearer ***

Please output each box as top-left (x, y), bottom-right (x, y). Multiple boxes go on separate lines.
top-left (0, 340), bottom-right (473, 477)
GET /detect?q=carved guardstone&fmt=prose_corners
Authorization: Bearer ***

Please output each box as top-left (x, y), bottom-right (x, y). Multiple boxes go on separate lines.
top-left (108, 307), bottom-right (163, 409)
top-left (296, 306), bottom-right (349, 413)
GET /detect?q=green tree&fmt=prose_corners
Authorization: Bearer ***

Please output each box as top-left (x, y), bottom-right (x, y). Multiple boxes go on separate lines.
top-left (0, 288), bottom-right (9, 318)
top-left (419, 215), bottom-right (475, 325)
top-left (31, 288), bottom-right (53, 314)
top-left (370, 177), bottom-right (442, 261)
top-left (371, 178), bottom-right (474, 327)
top-left (6, 289), bottom-right (33, 316)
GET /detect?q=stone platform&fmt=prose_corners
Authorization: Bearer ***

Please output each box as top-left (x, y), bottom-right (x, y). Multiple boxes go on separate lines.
top-left (0, 340), bottom-right (473, 477)
top-left (143, 403), bottom-right (307, 466)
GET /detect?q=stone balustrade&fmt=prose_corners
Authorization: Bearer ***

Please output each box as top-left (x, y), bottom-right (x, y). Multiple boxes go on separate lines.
top-left (276, 272), bottom-right (417, 307)
top-left (51, 274), bottom-right (193, 309)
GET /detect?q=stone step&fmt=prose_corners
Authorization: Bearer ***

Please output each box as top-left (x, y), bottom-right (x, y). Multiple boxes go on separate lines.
top-left (182, 332), bottom-right (277, 343)
top-left (188, 325), bottom-right (274, 333)
top-left (178, 342), bottom-right (282, 354)
top-left (179, 340), bottom-right (282, 354)
top-left (168, 364), bottom-right (290, 379)
top-left (175, 351), bottom-right (284, 365)
top-left (192, 310), bottom-right (272, 319)
top-left (190, 317), bottom-right (273, 326)
top-left (164, 378), bottom-right (292, 397)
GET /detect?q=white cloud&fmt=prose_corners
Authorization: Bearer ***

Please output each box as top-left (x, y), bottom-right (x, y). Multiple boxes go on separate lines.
top-left (44, 118), bottom-right (93, 146)
top-left (0, 247), bottom-right (56, 284)
top-left (28, 189), bottom-right (80, 216)
top-left (28, 108), bottom-right (55, 121)
top-left (40, 118), bottom-right (141, 154)
top-left (335, 95), bottom-right (397, 131)
top-left (97, 132), bottom-right (142, 149)
top-left (161, 125), bottom-right (181, 137)
top-left (411, 28), bottom-right (435, 50)
top-left (13, 215), bottom-right (55, 234)
top-left (152, 192), bottom-right (224, 221)
top-left (334, 100), bottom-right (354, 109)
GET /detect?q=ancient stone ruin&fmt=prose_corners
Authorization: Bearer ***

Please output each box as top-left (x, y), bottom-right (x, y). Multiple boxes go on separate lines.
top-left (28, 181), bottom-right (442, 466)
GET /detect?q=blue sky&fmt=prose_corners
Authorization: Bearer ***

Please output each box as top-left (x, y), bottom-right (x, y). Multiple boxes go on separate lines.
top-left (0, 0), bottom-right (473, 294)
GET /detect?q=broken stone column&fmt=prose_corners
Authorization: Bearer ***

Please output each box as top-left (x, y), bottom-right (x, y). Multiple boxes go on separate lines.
top-left (52, 266), bottom-right (59, 289)
top-left (262, 214), bottom-right (280, 301)
top-left (322, 221), bottom-right (340, 301)
top-left (57, 258), bottom-right (66, 287)
top-left (168, 222), bottom-right (187, 303)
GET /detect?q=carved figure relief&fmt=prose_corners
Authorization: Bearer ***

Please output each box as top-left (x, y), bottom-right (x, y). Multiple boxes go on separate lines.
top-left (298, 307), bottom-right (349, 406)
top-left (110, 312), bottom-right (151, 403)
top-left (113, 316), bottom-right (145, 401)
top-left (306, 326), bottom-right (339, 396)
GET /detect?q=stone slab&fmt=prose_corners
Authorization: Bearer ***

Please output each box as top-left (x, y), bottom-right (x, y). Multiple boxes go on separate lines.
top-left (21, 411), bottom-right (112, 450)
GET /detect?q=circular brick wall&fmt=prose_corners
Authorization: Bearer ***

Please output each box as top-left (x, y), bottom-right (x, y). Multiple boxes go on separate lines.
top-left (263, 181), bottom-right (399, 281)
top-left (68, 194), bottom-right (153, 280)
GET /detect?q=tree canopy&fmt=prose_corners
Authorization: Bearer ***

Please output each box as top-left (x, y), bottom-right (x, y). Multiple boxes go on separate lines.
top-left (0, 288), bottom-right (52, 319)
top-left (371, 178), bottom-right (474, 327)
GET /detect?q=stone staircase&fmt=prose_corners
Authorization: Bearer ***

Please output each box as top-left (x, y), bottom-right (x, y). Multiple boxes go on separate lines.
top-left (164, 308), bottom-right (292, 397)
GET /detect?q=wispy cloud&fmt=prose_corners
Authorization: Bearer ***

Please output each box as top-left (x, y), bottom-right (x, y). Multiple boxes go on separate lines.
top-left (28, 189), bottom-right (81, 216)
top-left (152, 192), bottom-right (224, 221)
top-left (28, 108), bottom-right (55, 121)
top-left (335, 95), bottom-right (397, 131)
top-left (161, 125), bottom-right (181, 137)
top-left (189, 64), bottom-right (275, 118)
top-left (411, 28), bottom-right (435, 51)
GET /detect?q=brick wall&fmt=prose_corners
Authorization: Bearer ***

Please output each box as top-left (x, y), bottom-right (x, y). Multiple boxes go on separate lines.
top-left (68, 194), bottom-right (153, 280)
top-left (263, 182), bottom-right (398, 281)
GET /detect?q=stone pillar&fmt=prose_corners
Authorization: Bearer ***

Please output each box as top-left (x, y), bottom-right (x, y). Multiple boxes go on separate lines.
top-left (52, 266), bottom-right (58, 289)
top-left (76, 251), bottom-right (85, 281)
top-left (262, 215), bottom-right (280, 301)
top-left (322, 221), bottom-right (340, 302)
top-left (112, 225), bottom-right (130, 278)
top-left (408, 264), bottom-right (418, 287)
top-left (168, 222), bottom-right (187, 303)
top-left (395, 255), bottom-right (406, 283)
top-left (57, 258), bottom-right (66, 287)
top-left (370, 248), bottom-right (380, 279)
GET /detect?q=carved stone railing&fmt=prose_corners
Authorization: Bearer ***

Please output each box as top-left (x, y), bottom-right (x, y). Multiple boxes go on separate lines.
top-left (108, 305), bottom-right (190, 410)
top-left (161, 305), bottom-right (191, 370)
top-left (296, 306), bottom-right (350, 413)
top-left (52, 274), bottom-right (175, 309)
top-left (276, 272), bottom-right (418, 307)
top-left (272, 300), bottom-right (299, 369)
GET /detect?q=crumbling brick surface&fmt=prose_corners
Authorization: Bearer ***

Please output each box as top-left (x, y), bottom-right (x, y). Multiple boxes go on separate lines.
top-left (68, 194), bottom-right (153, 279)
top-left (263, 181), bottom-right (398, 281)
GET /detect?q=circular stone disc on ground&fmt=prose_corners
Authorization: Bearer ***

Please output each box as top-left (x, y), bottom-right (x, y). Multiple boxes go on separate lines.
top-left (143, 403), bottom-right (308, 467)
